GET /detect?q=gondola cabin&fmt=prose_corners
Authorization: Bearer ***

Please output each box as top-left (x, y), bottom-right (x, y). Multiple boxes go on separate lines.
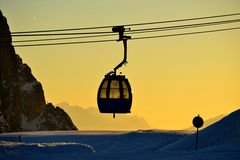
top-left (97, 75), bottom-right (132, 117)
top-left (97, 26), bottom-right (132, 118)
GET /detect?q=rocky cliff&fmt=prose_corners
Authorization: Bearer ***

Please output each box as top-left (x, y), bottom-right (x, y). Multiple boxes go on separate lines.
top-left (0, 11), bottom-right (77, 132)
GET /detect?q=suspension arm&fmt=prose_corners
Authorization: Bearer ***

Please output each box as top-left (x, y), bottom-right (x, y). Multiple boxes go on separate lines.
top-left (114, 38), bottom-right (128, 74)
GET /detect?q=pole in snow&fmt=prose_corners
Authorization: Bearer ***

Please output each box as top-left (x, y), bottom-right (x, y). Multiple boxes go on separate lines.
top-left (18, 135), bottom-right (21, 142)
top-left (192, 115), bottom-right (204, 151)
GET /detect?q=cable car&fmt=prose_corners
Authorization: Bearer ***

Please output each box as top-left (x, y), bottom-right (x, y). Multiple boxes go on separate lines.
top-left (97, 26), bottom-right (132, 118)
top-left (97, 74), bottom-right (132, 116)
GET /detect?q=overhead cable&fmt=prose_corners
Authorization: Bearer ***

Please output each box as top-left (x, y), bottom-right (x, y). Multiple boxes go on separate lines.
top-left (9, 18), bottom-right (240, 42)
top-left (132, 27), bottom-right (240, 40)
top-left (2, 27), bottom-right (238, 48)
top-left (9, 12), bottom-right (240, 34)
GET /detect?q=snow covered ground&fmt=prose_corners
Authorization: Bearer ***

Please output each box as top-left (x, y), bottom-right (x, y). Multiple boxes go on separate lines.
top-left (0, 130), bottom-right (239, 160)
top-left (1, 109), bottom-right (240, 160)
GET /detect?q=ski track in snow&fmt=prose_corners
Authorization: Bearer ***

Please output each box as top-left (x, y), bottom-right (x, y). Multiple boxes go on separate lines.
top-left (0, 130), bottom-right (239, 160)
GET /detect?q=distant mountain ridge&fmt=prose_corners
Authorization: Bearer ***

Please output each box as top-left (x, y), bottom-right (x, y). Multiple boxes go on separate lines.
top-left (57, 102), bottom-right (151, 130)
top-left (0, 11), bottom-right (77, 132)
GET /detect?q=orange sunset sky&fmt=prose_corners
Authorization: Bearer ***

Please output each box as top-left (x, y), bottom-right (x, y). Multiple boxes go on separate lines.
top-left (1, 0), bottom-right (240, 129)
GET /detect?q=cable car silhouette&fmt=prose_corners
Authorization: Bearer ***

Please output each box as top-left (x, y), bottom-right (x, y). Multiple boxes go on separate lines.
top-left (97, 26), bottom-right (132, 118)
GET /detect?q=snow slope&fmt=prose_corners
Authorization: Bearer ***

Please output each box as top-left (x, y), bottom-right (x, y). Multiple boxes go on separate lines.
top-left (0, 141), bottom-right (95, 160)
top-left (159, 109), bottom-right (240, 151)
top-left (0, 109), bottom-right (240, 160)
top-left (0, 130), bottom-right (239, 160)
top-left (0, 130), bottom-right (187, 160)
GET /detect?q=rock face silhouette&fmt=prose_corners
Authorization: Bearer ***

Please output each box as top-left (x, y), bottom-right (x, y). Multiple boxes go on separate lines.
top-left (0, 11), bottom-right (77, 132)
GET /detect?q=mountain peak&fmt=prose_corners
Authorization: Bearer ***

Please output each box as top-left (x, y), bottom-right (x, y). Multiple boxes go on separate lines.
top-left (0, 11), bottom-right (77, 132)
